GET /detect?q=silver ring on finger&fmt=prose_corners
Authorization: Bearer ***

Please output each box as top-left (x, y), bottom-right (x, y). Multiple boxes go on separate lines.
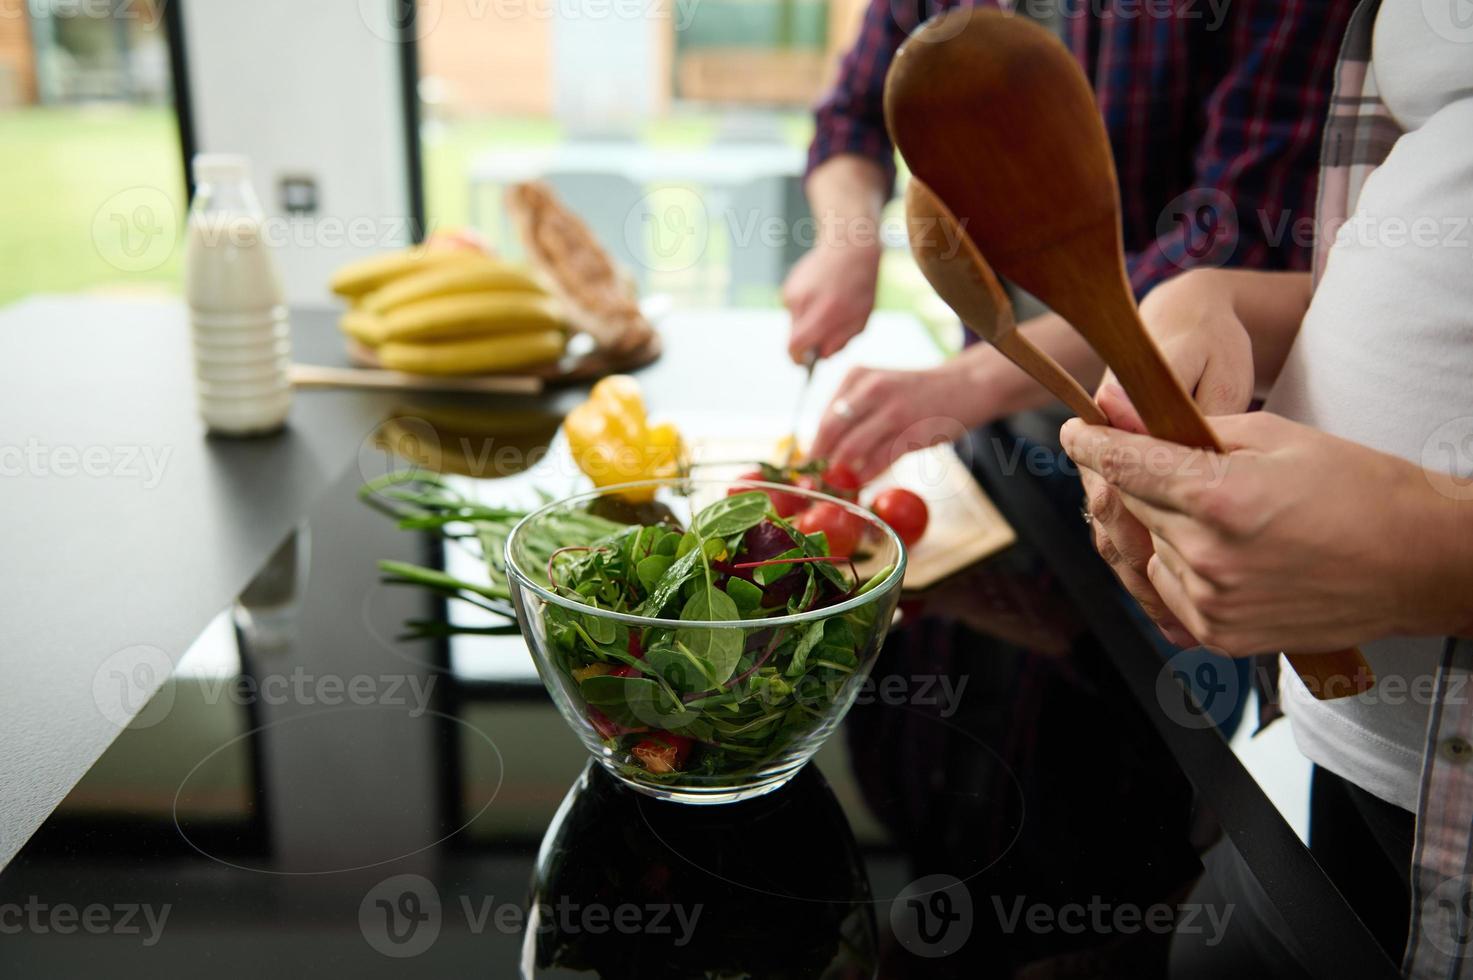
top-left (831, 397), bottom-right (856, 421)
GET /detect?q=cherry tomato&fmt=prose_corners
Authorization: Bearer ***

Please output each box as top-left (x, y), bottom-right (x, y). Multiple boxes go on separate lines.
top-left (730, 469), bottom-right (807, 517)
top-left (871, 488), bottom-right (929, 546)
top-left (791, 463), bottom-right (861, 502)
top-left (796, 502), bottom-right (864, 557)
top-left (819, 462), bottom-right (862, 501)
top-left (632, 732), bottom-right (694, 774)
top-left (588, 706), bottom-right (646, 739)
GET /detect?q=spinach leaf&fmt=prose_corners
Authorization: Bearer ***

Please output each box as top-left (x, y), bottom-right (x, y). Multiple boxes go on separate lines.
top-left (814, 643), bottom-right (859, 670)
top-left (822, 617), bottom-right (855, 650)
top-left (579, 673), bottom-right (686, 728)
top-left (636, 554), bottom-right (674, 592)
top-left (801, 532), bottom-right (852, 591)
top-left (674, 587), bottom-right (744, 684)
top-left (636, 544), bottom-right (706, 617)
top-left (579, 674), bottom-right (661, 726)
top-left (786, 620), bottom-right (825, 677)
top-left (724, 576), bottom-right (764, 614)
top-left (693, 491), bottom-right (769, 538)
top-left (791, 567), bottom-right (818, 613)
top-left (581, 610), bottom-right (618, 646)
top-left (644, 638), bottom-right (721, 693)
top-left (754, 547), bottom-right (803, 585)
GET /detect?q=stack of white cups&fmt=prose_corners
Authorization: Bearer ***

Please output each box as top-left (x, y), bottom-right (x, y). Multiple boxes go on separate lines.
top-left (184, 154), bottom-right (292, 436)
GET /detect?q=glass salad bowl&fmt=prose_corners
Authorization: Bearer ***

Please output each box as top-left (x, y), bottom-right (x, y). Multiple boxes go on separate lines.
top-left (505, 477), bottom-right (906, 804)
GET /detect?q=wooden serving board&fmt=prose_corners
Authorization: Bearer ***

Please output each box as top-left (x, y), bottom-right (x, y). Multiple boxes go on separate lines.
top-left (689, 437), bottom-right (1016, 591)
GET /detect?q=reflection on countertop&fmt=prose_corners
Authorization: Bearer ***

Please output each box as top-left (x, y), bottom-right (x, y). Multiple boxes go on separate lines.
top-left (0, 411), bottom-right (1380, 979)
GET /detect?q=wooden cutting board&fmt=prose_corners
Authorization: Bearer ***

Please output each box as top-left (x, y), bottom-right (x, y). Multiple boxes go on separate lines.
top-left (339, 332), bottom-right (662, 389)
top-left (689, 437), bottom-right (1016, 591)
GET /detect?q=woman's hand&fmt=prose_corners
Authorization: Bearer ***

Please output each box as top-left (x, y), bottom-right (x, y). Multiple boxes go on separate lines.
top-left (1063, 411), bottom-right (1469, 655)
top-left (1120, 270), bottom-right (1260, 417)
top-left (1077, 386), bottom-right (1196, 645)
top-left (810, 361), bottom-right (993, 482)
top-left (1079, 271), bottom-right (1260, 644)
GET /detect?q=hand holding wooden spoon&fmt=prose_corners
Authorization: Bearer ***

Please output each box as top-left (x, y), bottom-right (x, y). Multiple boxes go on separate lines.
top-left (904, 178), bottom-right (1106, 425)
top-left (884, 8), bottom-right (1373, 698)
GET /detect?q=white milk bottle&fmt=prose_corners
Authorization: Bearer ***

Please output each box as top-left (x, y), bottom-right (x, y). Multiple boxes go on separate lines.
top-left (184, 154), bottom-right (291, 435)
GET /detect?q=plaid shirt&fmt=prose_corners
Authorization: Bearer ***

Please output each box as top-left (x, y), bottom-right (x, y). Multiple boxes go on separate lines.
top-left (809, 0), bottom-right (1355, 298)
top-left (1320, 5), bottom-right (1473, 975)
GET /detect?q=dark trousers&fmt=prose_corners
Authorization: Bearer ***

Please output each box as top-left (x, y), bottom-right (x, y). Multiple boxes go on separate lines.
top-left (1308, 766), bottom-right (1415, 962)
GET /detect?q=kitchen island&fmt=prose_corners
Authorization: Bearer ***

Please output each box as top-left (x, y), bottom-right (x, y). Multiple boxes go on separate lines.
top-left (0, 298), bottom-right (1397, 978)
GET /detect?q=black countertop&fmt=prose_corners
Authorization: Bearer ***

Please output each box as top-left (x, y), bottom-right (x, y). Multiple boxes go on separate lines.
top-left (0, 300), bottom-right (1399, 978)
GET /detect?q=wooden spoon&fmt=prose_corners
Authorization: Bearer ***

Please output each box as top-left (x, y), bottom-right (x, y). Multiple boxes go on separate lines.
top-left (885, 8), bottom-right (1373, 699)
top-left (905, 178), bottom-right (1105, 425)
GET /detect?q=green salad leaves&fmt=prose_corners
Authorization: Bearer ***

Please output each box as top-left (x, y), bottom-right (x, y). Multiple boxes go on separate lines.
top-left (362, 474), bottom-right (895, 785)
top-left (539, 491), bottom-right (893, 781)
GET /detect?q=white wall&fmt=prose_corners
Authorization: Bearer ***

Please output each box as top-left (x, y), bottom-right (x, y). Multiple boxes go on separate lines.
top-left (181, 0), bottom-right (413, 305)
top-left (552, 1), bottom-right (666, 134)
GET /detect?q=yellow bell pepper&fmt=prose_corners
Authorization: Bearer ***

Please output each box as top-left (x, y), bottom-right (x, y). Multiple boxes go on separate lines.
top-left (564, 376), bottom-right (683, 501)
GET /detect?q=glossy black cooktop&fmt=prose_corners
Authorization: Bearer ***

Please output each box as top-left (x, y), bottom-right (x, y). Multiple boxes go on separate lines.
top-left (0, 418), bottom-right (1395, 979)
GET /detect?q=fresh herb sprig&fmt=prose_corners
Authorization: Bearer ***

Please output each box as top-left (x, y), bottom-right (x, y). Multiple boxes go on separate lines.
top-left (360, 471), bottom-right (623, 634)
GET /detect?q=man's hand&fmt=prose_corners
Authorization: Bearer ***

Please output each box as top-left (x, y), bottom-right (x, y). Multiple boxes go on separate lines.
top-left (810, 361), bottom-right (988, 483)
top-left (785, 155), bottom-right (888, 363)
top-left (808, 312), bottom-right (1107, 482)
top-left (1063, 411), bottom-right (1465, 655)
top-left (782, 239), bottom-right (882, 361)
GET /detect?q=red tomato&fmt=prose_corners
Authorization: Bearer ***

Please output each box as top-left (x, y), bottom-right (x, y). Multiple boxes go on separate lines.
top-left (796, 502), bottom-right (864, 557)
top-left (589, 706), bottom-right (646, 739)
top-left (730, 470), bottom-right (807, 517)
top-left (871, 488), bottom-right (929, 546)
top-left (793, 464), bottom-right (861, 502)
top-left (812, 462), bottom-right (861, 502)
top-left (632, 732), bottom-right (694, 774)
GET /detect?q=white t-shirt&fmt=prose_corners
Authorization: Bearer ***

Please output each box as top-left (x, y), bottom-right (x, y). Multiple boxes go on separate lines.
top-left (1268, 0), bottom-right (1473, 812)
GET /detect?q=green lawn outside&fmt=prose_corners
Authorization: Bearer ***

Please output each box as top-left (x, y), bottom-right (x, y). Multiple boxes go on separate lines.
top-left (0, 105), bottom-right (186, 306)
top-left (2, 105), bottom-right (954, 353)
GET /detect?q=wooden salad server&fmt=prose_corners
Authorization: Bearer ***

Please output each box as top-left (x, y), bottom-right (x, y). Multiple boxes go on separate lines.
top-left (884, 8), bottom-right (1373, 699)
top-left (905, 178), bottom-right (1106, 425)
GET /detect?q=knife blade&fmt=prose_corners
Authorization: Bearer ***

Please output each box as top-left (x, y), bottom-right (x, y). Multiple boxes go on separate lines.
top-left (784, 350), bottom-right (819, 468)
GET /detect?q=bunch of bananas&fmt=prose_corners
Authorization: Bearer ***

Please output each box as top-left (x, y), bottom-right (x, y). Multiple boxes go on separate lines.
top-left (330, 248), bottom-right (567, 375)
